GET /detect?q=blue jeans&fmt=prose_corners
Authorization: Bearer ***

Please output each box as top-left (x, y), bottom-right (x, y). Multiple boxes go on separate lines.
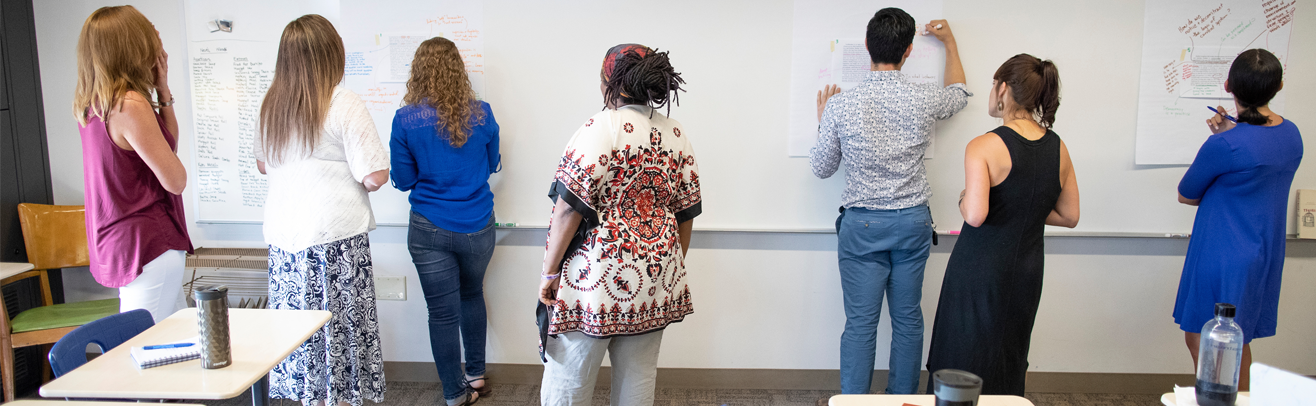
top-left (408, 210), bottom-right (496, 400)
top-left (837, 205), bottom-right (932, 394)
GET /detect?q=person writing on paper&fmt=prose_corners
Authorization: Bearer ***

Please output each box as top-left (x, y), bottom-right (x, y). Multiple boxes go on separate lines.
top-left (924, 54), bottom-right (1079, 396)
top-left (1174, 48), bottom-right (1301, 391)
top-left (537, 44), bottom-right (701, 406)
top-left (73, 5), bottom-right (194, 323)
top-left (812, 9), bottom-right (969, 395)
top-left (254, 15), bottom-right (390, 406)
top-left (391, 37), bottom-right (501, 406)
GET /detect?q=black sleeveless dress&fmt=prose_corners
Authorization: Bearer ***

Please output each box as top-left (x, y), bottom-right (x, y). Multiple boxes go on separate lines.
top-left (925, 126), bottom-right (1062, 396)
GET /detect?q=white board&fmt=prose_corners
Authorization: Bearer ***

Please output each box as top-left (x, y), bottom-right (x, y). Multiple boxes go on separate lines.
top-left (1134, 0), bottom-right (1297, 165)
top-left (175, 0), bottom-right (1313, 234)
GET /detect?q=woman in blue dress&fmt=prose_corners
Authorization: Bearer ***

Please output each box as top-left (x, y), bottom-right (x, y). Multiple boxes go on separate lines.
top-left (1175, 48), bottom-right (1302, 391)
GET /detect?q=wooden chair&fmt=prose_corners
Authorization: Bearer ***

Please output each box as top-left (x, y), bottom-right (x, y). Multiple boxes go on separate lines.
top-left (1, 204), bottom-right (119, 401)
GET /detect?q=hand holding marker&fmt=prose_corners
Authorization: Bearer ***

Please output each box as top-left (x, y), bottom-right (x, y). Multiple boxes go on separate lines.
top-left (922, 23), bottom-right (944, 36)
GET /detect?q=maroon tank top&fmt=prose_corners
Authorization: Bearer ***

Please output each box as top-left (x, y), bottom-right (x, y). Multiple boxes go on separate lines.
top-left (80, 110), bottom-right (193, 288)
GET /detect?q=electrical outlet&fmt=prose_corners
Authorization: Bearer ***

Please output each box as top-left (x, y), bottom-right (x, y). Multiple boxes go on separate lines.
top-left (374, 275), bottom-right (406, 301)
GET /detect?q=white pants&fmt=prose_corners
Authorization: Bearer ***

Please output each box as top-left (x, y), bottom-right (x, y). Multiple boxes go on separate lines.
top-left (540, 330), bottom-right (664, 406)
top-left (119, 250), bottom-right (187, 323)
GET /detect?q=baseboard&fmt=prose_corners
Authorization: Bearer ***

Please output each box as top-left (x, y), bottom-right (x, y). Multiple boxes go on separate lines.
top-left (383, 362), bottom-right (1199, 394)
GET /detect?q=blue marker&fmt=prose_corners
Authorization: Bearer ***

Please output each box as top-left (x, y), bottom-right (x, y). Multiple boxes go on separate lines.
top-left (143, 342), bottom-right (195, 350)
top-left (1207, 106), bottom-right (1237, 123)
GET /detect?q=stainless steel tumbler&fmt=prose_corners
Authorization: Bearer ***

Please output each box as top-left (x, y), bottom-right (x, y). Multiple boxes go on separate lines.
top-left (194, 285), bottom-right (232, 369)
top-left (933, 369), bottom-right (982, 406)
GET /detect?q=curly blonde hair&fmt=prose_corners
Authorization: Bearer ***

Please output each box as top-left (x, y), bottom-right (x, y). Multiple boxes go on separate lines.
top-left (403, 37), bottom-right (484, 147)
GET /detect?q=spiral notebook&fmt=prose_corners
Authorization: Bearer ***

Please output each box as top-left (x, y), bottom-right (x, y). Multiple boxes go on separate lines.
top-left (129, 337), bottom-right (201, 369)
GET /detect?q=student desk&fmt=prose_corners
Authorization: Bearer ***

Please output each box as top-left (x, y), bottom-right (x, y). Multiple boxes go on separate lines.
top-left (0, 263), bottom-right (35, 281)
top-left (39, 308), bottom-right (331, 406)
top-left (829, 394), bottom-right (1035, 406)
top-left (4, 401), bottom-right (201, 406)
top-left (1160, 391), bottom-right (1251, 405)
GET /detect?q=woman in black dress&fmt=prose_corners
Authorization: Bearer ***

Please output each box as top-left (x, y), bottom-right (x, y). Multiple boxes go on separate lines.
top-left (925, 54), bottom-right (1080, 395)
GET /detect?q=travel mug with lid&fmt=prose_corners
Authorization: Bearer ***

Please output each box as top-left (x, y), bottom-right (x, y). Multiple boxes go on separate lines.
top-left (933, 369), bottom-right (982, 406)
top-left (194, 285), bottom-right (232, 369)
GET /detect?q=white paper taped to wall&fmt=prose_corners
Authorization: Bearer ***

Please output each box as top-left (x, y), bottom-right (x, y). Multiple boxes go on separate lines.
top-left (1133, 0), bottom-right (1297, 165)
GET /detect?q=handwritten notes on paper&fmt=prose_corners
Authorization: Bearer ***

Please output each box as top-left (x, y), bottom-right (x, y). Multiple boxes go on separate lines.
top-left (1135, 0), bottom-right (1297, 164)
top-left (187, 47), bottom-right (273, 213)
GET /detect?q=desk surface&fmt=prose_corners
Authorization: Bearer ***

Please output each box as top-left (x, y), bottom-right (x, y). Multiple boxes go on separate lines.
top-left (6, 401), bottom-right (202, 406)
top-left (0, 262), bottom-right (35, 281)
top-left (40, 308), bottom-right (330, 400)
top-left (1160, 391), bottom-right (1251, 406)
top-left (829, 394), bottom-right (1034, 406)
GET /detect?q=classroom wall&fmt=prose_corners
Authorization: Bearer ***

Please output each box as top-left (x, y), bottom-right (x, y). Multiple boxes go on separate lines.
top-left (33, 0), bottom-right (1316, 377)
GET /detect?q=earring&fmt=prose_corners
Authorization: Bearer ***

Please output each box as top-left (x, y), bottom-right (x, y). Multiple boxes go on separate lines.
top-left (997, 102), bottom-right (1004, 111)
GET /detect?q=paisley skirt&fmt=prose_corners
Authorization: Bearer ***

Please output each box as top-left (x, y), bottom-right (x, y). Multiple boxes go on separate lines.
top-left (267, 232), bottom-right (385, 405)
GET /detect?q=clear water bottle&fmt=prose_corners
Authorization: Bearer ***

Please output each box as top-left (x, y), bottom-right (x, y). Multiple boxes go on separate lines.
top-left (1196, 303), bottom-right (1243, 406)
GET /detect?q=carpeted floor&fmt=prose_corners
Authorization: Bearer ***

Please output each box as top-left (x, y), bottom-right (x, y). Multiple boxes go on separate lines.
top-left (189, 381), bottom-right (1164, 405)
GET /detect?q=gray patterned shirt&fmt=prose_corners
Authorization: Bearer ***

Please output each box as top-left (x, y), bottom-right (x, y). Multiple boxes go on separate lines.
top-left (811, 70), bottom-right (971, 210)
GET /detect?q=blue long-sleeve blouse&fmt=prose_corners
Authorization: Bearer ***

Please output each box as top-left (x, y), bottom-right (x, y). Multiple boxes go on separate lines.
top-left (390, 101), bottom-right (500, 233)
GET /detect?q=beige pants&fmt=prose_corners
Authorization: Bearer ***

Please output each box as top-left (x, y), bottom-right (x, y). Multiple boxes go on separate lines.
top-left (540, 329), bottom-right (665, 406)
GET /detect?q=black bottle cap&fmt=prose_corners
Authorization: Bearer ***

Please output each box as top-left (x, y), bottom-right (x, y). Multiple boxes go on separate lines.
top-left (1215, 303), bottom-right (1236, 318)
top-left (194, 285), bottom-right (229, 301)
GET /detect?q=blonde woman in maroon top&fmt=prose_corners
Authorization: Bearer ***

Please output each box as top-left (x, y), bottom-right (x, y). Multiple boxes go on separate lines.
top-left (73, 5), bottom-right (192, 323)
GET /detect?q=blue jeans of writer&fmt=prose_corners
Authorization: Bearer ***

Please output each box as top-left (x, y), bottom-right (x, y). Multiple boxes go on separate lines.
top-left (408, 211), bottom-right (496, 400)
top-left (837, 205), bottom-right (932, 394)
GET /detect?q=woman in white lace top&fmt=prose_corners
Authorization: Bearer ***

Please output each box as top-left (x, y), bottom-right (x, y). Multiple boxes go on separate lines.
top-left (253, 14), bottom-right (389, 406)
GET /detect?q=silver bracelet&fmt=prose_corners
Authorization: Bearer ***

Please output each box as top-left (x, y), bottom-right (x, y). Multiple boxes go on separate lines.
top-left (157, 97), bottom-right (176, 108)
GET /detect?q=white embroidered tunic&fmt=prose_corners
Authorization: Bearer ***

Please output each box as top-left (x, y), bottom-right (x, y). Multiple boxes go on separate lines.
top-left (547, 105), bottom-right (702, 338)
top-left (255, 86), bottom-right (390, 253)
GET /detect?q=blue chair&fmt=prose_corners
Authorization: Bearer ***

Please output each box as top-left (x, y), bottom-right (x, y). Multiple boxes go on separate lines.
top-left (47, 309), bottom-right (154, 377)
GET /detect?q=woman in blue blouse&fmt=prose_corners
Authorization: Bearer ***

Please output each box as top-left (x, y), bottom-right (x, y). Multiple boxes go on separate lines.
top-left (1175, 48), bottom-right (1301, 391)
top-left (391, 37), bottom-right (500, 406)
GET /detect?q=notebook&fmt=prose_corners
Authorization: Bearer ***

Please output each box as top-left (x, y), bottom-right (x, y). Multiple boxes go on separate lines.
top-left (129, 337), bottom-right (201, 369)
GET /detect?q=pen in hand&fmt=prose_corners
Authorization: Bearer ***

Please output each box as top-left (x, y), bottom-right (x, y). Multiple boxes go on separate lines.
top-left (1207, 106), bottom-right (1237, 123)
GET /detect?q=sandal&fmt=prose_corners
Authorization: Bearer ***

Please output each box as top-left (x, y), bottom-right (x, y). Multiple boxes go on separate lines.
top-left (464, 376), bottom-right (492, 397)
top-left (446, 387), bottom-right (480, 406)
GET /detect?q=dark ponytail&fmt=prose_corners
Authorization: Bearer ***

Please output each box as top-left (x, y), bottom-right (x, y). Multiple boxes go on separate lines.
top-left (993, 54), bottom-right (1062, 129)
top-left (1227, 49), bottom-right (1283, 126)
top-left (602, 44), bottom-right (686, 117)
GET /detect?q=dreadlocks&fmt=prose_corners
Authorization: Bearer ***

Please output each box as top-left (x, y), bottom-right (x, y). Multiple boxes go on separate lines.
top-left (601, 44), bottom-right (686, 117)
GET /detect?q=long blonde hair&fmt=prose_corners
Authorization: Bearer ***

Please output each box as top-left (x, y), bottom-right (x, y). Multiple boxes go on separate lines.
top-left (72, 5), bottom-right (159, 125)
top-left (402, 37), bottom-right (483, 147)
top-left (258, 14), bottom-right (345, 164)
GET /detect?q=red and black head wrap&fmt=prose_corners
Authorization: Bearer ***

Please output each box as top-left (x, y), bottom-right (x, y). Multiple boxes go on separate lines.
top-left (600, 43), bottom-right (686, 117)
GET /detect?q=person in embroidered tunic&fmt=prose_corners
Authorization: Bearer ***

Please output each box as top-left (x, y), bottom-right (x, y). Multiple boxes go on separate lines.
top-left (812, 9), bottom-right (970, 395)
top-left (254, 15), bottom-right (389, 406)
top-left (391, 37), bottom-right (501, 406)
top-left (74, 6), bottom-right (194, 323)
top-left (537, 44), bottom-right (701, 406)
